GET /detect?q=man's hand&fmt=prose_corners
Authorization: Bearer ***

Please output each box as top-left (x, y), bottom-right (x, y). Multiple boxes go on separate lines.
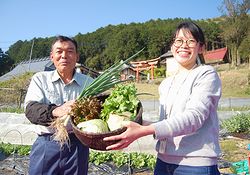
top-left (52, 100), bottom-right (75, 117)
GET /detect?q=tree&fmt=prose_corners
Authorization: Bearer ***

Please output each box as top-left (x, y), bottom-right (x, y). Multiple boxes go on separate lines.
top-left (239, 30), bottom-right (250, 66)
top-left (7, 40), bottom-right (31, 63)
top-left (197, 20), bottom-right (224, 50)
top-left (0, 48), bottom-right (14, 76)
top-left (219, 0), bottom-right (250, 66)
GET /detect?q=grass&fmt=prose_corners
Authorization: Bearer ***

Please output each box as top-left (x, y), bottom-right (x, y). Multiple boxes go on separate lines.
top-left (220, 138), bottom-right (249, 162)
top-left (135, 82), bottom-right (160, 100)
top-left (218, 106), bottom-right (250, 111)
top-left (217, 65), bottom-right (250, 98)
top-left (135, 64), bottom-right (250, 99)
top-left (0, 107), bottom-right (24, 113)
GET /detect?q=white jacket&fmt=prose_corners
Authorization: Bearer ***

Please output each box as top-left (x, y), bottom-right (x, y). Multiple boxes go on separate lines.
top-left (152, 65), bottom-right (221, 166)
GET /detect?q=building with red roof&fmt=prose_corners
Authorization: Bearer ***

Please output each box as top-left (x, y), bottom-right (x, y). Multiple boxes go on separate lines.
top-left (203, 47), bottom-right (229, 64)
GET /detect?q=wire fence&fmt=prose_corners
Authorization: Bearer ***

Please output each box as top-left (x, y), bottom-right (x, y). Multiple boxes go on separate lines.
top-left (0, 130), bottom-right (36, 146)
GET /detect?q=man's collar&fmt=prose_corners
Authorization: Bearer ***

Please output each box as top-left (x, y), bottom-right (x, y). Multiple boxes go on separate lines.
top-left (52, 70), bottom-right (81, 86)
top-left (51, 70), bottom-right (61, 82)
top-left (73, 71), bottom-right (83, 86)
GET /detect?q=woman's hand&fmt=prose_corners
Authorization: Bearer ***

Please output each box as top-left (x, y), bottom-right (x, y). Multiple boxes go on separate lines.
top-left (104, 121), bottom-right (155, 150)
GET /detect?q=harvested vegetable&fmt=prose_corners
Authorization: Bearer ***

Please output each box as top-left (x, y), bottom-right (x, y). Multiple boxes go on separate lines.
top-left (107, 113), bottom-right (130, 131)
top-left (70, 97), bottom-right (102, 123)
top-left (100, 83), bottom-right (139, 121)
top-left (51, 49), bottom-right (144, 145)
top-left (77, 119), bottom-right (109, 133)
top-left (74, 84), bottom-right (139, 133)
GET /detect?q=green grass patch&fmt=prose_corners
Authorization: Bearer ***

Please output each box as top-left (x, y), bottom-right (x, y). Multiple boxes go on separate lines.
top-left (0, 107), bottom-right (24, 113)
top-left (218, 106), bottom-right (250, 111)
top-left (220, 140), bottom-right (238, 153)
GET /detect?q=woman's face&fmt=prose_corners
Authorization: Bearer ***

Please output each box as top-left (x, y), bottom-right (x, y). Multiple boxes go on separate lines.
top-left (171, 28), bottom-right (203, 69)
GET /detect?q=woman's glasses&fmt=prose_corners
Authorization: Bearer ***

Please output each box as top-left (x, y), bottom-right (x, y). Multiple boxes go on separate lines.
top-left (173, 38), bottom-right (197, 48)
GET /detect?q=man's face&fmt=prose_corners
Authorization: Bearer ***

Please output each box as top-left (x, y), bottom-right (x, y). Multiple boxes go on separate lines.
top-left (50, 40), bottom-right (79, 74)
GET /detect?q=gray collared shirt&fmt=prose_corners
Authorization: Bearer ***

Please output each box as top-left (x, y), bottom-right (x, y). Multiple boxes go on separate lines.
top-left (24, 70), bottom-right (94, 134)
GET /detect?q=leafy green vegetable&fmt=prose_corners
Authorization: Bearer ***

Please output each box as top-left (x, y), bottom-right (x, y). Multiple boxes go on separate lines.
top-left (0, 142), bottom-right (31, 156)
top-left (77, 119), bottom-right (109, 133)
top-left (100, 83), bottom-right (139, 121)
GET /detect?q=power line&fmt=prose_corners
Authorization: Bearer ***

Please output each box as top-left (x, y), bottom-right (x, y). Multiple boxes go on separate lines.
top-left (28, 40), bottom-right (35, 71)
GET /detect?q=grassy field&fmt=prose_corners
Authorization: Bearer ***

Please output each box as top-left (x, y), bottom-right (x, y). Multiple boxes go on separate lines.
top-left (135, 81), bottom-right (160, 100)
top-left (135, 63), bottom-right (250, 99)
top-left (217, 64), bottom-right (250, 98)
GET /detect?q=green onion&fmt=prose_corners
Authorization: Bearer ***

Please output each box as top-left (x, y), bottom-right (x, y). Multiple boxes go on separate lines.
top-left (78, 48), bottom-right (144, 99)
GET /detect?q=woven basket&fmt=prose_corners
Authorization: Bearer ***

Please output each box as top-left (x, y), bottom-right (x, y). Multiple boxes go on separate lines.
top-left (70, 95), bottom-right (143, 151)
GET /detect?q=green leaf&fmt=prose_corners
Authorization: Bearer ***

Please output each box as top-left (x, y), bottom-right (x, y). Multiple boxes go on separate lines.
top-left (100, 83), bottom-right (139, 121)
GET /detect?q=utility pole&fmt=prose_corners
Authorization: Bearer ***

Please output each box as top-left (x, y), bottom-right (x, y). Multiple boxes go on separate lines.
top-left (28, 39), bottom-right (34, 71)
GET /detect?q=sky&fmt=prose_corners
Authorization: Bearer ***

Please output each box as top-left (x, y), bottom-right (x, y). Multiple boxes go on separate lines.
top-left (0, 0), bottom-right (223, 52)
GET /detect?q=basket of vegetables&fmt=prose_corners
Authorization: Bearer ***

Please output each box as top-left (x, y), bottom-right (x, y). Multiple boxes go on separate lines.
top-left (51, 49), bottom-right (144, 150)
top-left (70, 84), bottom-right (143, 150)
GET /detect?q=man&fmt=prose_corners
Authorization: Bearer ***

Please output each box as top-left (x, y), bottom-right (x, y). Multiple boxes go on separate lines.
top-left (24, 35), bottom-right (93, 175)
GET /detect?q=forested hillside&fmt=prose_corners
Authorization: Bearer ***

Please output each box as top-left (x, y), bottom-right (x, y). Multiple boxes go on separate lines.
top-left (1, 0), bottom-right (249, 74)
top-left (3, 18), bottom-right (224, 70)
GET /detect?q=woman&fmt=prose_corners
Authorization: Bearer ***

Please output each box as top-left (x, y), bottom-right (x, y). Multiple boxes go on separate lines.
top-left (104, 21), bottom-right (222, 175)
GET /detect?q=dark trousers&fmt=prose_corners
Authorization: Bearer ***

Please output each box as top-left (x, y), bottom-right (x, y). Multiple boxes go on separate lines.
top-left (29, 133), bottom-right (89, 175)
top-left (154, 158), bottom-right (220, 175)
